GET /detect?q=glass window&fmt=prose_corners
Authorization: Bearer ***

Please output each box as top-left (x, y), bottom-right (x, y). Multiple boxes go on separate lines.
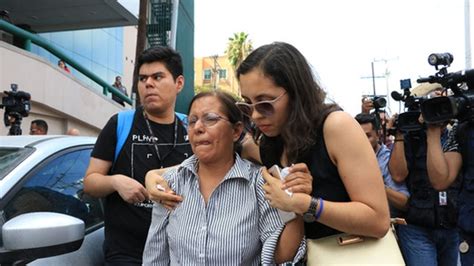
top-left (0, 148), bottom-right (33, 180)
top-left (31, 27), bottom-right (124, 90)
top-left (73, 30), bottom-right (92, 59)
top-left (204, 69), bottom-right (212, 80)
top-left (218, 69), bottom-right (227, 79)
top-left (3, 149), bottom-right (104, 230)
top-left (51, 31), bottom-right (75, 52)
top-left (91, 29), bottom-right (108, 67)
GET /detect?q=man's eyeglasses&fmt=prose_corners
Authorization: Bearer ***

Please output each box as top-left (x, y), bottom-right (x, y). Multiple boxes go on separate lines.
top-left (188, 112), bottom-right (229, 128)
top-left (236, 92), bottom-right (287, 117)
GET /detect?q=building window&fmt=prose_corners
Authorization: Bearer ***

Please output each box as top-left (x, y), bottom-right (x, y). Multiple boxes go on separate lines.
top-left (218, 69), bottom-right (227, 79)
top-left (204, 69), bottom-right (212, 80)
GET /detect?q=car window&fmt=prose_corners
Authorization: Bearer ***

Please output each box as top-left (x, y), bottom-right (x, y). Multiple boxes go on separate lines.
top-left (3, 148), bottom-right (103, 230)
top-left (0, 147), bottom-right (33, 180)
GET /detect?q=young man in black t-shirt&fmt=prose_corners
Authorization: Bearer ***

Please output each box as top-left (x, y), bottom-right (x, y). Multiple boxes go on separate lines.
top-left (84, 46), bottom-right (192, 265)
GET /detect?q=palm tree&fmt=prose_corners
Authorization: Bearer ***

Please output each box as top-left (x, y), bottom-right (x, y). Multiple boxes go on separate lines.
top-left (226, 32), bottom-right (253, 94)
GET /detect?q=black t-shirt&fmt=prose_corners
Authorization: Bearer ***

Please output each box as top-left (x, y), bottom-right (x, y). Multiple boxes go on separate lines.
top-left (91, 109), bottom-right (192, 263)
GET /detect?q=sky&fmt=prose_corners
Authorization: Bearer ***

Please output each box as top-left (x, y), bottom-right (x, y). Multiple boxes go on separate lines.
top-left (121, 0), bottom-right (471, 115)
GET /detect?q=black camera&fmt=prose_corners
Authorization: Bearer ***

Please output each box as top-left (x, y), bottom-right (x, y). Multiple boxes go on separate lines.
top-left (390, 79), bottom-right (426, 133)
top-left (0, 84), bottom-right (31, 135)
top-left (363, 95), bottom-right (387, 109)
top-left (418, 53), bottom-right (474, 124)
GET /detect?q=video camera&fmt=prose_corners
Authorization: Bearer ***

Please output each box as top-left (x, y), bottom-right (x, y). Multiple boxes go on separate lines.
top-left (390, 79), bottom-right (426, 133)
top-left (417, 53), bottom-right (474, 124)
top-left (0, 84), bottom-right (31, 135)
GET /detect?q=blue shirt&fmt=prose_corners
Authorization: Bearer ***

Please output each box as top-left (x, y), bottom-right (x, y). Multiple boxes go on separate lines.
top-left (142, 154), bottom-right (305, 265)
top-left (377, 143), bottom-right (410, 217)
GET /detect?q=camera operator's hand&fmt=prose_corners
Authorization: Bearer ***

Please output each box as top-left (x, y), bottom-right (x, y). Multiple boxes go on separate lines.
top-left (386, 113), bottom-right (398, 130)
top-left (418, 113), bottom-right (425, 125)
top-left (6, 115), bottom-right (15, 125)
top-left (361, 97), bottom-right (374, 114)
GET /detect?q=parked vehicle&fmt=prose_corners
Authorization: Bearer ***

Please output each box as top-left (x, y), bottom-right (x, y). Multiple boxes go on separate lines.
top-left (0, 135), bottom-right (104, 265)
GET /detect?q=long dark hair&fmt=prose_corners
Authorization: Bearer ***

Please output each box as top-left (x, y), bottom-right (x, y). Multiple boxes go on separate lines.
top-left (237, 42), bottom-right (339, 163)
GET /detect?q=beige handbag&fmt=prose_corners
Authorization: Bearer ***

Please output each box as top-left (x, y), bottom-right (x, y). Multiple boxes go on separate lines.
top-left (306, 228), bottom-right (405, 265)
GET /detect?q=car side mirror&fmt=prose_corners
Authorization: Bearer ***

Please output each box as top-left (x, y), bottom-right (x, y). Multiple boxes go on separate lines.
top-left (0, 212), bottom-right (85, 264)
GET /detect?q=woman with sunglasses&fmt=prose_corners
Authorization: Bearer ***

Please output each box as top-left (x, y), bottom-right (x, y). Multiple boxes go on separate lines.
top-left (146, 42), bottom-right (389, 240)
top-left (142, 91), bottom-right (304, 265)
top-left (235, 42), bottom-right (389, 241)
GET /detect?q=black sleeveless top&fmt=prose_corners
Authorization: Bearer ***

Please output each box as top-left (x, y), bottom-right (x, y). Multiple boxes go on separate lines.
top-left (260, 116), bottom-right (350, 239)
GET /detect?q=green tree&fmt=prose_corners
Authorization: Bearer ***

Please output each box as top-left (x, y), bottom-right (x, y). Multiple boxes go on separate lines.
top-left (226, 32), bottom-right (253, 94)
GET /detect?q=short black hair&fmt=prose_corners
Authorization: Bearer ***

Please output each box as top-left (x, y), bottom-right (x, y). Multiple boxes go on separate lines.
top-left (355, 113), bottom-right (377, 131)
top-left (136, 46), bottom-right (183, 80)
top-left (31, 119), bottom-right (48, 133)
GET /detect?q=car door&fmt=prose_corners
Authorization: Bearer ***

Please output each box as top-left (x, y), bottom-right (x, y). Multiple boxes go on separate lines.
top-left (1, 145), bottom-right (104, 265)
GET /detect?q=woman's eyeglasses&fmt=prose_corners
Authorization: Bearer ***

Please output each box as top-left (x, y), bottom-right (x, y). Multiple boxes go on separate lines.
top-left (236, 92), bottom-right (287, 117)
top-left (188, 112), bottom-right (229, 128)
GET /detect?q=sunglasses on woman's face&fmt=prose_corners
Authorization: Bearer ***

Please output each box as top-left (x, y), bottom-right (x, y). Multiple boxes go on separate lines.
top-left (236, 92), bottom-right (287, 117)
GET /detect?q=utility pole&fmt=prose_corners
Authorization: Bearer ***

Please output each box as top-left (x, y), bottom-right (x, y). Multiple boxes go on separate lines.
top-left (360, 60), bottom-right (386, 95)
top-left (465, 0), bottom-right (471, 69)
top-left (371, 61), bottom-right (377, 96)
top-left (360, 57), bottom-right (398, 113)
top-left (211, 55), bottom-right (221, 91)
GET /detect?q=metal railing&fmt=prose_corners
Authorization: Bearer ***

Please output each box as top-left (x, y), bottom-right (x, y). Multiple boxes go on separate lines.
top-left (0, 19), bottom-right (132, 105)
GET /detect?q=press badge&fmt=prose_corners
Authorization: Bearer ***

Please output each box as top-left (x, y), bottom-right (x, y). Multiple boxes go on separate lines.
top-left (439, 191), bottom-right (447, 206)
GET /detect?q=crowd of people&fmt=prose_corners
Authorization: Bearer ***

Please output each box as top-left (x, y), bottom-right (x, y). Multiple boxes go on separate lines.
top-left (81, 43), bottom-right (473, 266)
top-left (357, 86), bottom-right (471, 266)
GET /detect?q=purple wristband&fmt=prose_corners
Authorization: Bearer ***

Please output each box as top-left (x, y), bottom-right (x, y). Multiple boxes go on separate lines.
top-left (315, 198), bottom-right (324, 220)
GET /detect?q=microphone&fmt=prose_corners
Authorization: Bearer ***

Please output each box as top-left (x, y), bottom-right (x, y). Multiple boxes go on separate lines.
top-left (391, 91), bottom-right (404, 101)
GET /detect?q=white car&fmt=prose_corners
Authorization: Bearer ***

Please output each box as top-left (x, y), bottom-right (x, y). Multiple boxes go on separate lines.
top-left (0, 135), bottom-right (104, 265)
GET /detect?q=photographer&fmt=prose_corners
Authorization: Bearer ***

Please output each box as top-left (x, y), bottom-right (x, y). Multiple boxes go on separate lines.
top-left (425, 120), bottom-right (474, 265)
top-left (388, 84), bottom-right (461, 266)
top-left (361, 96), bottom-right (392, 147)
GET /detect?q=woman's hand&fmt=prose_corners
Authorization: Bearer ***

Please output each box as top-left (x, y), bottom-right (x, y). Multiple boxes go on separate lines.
top-left (262, 168), bottom-right (294, 212)
top-left (145, 169), bottom-right (183, 210)
top-left (282, 163), bottom-right (312, 194)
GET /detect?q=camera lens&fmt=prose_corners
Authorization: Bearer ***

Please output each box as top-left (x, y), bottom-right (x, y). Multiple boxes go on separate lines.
top-left (373, 97), bottom-right (387, 108)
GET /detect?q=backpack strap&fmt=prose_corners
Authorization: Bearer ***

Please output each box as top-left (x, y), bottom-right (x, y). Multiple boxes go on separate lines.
top-left (115, 109), bottom-right (135, 162)
top-left (175, 112), bottom-right (188, 130)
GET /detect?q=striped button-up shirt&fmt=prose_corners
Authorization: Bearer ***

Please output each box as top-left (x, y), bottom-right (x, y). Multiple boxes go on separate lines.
top-left (143, 154), bottom-right (305, 265)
